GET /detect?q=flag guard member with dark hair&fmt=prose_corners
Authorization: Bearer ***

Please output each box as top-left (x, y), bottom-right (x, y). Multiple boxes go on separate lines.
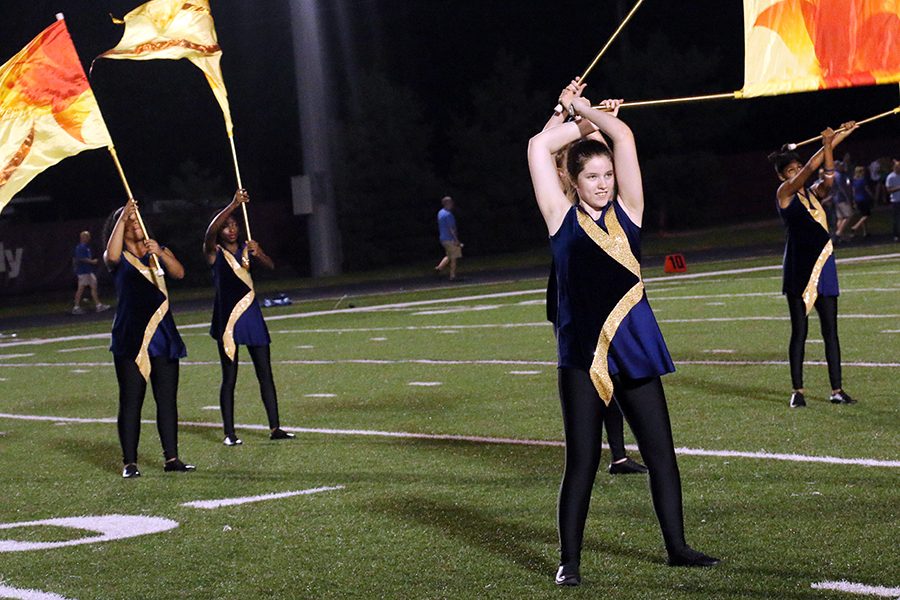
top-left (103, 199), bottom-right (195, 478)
top-left (528, 79), bottom-right (719, 587)
top-left (204, 189), bottom-right (294, 446)
top-left (769, 121), bottom-right (859, 408)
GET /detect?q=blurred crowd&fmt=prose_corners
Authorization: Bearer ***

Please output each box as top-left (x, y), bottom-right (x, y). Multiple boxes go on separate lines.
top-left (813, 155), bottom-right (900, 242)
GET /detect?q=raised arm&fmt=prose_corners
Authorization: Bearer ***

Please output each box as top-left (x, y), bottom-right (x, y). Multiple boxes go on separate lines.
top-left (204, 189), bottom-right (249, 264)
top-left (778, 122), bottom-right (857, 207)
top-left (103, 200), bottom-right (135, 269)
top-left (528, 118), bottom-right (597, 233)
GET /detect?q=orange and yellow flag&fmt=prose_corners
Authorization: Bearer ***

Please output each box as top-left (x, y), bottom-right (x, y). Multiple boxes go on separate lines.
top-left (0, 19), bottom-right (113, 212)
top-left (742, 0), bottom-right (900, 98)
top-left (98, 0), bottom-right (233, 134)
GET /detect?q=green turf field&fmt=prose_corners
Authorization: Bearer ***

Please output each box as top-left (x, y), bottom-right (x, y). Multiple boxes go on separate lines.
top-left (0, 250), bottom-right (897, 599)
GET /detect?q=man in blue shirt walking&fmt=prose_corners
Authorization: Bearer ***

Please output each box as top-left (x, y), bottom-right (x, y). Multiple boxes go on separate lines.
top-left (72, 230), bottom-right (109, 314)
top-left (434, 195), bottom-right (462, 281)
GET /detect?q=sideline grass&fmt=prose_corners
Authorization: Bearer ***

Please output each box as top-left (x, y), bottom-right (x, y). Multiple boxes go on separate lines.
top-left (0, 252), bottom-right (897, 599)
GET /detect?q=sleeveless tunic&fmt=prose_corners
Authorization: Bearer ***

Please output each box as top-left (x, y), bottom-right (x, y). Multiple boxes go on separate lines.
top-left (110, 250), bottom-right (186, 379)
top-left (549, 200), bottom-right (674, 403)
top-left (777, 188), bottom-right (838, 314)
top-left (210, 244), bottom-right (270, 360)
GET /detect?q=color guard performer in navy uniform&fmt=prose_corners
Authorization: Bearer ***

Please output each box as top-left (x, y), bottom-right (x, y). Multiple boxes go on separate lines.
top-left (528, 79), bottom-right (719, 586)
top-left (769, 122), bottom-right (858, 408)
top-left (104, 199), bottom-right (195, 478)
top-left (543, 93), bottom-right (647, 477)
top-left (204, 189), bottom-right (294, 446)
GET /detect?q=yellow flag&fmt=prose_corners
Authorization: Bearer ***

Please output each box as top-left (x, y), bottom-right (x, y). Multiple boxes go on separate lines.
top-left (742, 0), bottom-right (900, 98)
top-left (99, 0), bottom-right (234, 134)
top-left (0, 19), bottom-right (113, 213)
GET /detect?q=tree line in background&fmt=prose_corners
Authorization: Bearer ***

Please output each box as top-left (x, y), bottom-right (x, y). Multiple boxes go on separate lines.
top-left (331, 35), bottom-right (751, 271)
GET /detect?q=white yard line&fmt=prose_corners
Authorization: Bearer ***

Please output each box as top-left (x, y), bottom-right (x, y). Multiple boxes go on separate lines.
top-left (653, 288), bottom-right (899, 301)
top-left (1, 253), bottom-right (896, 350)
top-left (0, 515), bottom-right (178, 553)
top-left (272, 323), bottom-right (548, 334)
top-left (413, 305), bottom-right (504, 315)
top-left (678, 360), bottom-right (900, 367)
top-left (0, 358), bottom-right (896, 368)
top-left (0, 585), bottom-right (74, 600)
top-left (810, 580), bottom-right (900, 598)
top-left (181, 486), bottom-right (344, 509)
top-left (659, 314), bottom-right (899, 323)
top-left (56, 345), bottom-right (106, 353)
top-left (0, 412), bottom-right (897, 468)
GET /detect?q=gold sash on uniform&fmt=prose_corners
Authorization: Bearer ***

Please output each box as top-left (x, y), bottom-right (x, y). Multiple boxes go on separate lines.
top-left (220, 245), bottom-right (255, 361)
top-left (796, 189), bottom-right (833, 315)
top-left (123, 252), bottom-right (169, 381)
top-left (575, 205), bottom-right (644, 405)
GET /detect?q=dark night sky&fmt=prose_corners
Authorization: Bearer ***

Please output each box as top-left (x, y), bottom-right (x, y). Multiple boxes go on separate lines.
top-left (1, 1), bottom-right (898, 218)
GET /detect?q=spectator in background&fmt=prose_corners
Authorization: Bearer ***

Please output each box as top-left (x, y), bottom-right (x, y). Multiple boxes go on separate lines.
top-left (72, 230), bottom-right (109, 315)
top-left (887, 159), bottom-right (900, 242)
top-left (814, 168), bottom-right (837, 236)
top-left (868, 158), bottom-right (888, 205)
top-left (434, 195), bottom-right (463, 281)
top-left (831, 161), bottom-right (855, 240)
top-left (849, 166), bottom-right (874, 238)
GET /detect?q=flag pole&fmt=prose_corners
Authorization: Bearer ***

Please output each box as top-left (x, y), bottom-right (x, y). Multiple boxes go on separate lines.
top-left (579, 0), bottom-right (644, 82)
top-left (227, 133), bottom-right (252, 242)
top-left (555, 0), bottom-right (644, 114)
top-left (786, 106), bottom-right (900, 150)
top-left (107, 145), bottom-right (163, 277)
top-left (592, 91), bottom-right (739, 110)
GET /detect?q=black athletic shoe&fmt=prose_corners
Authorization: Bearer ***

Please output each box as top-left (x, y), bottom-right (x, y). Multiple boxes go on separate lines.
top-left (269, 428), bottom-right (295, 440)
top-left (829, 390), bottom-right (857, 404)
top-left (789, 391), bottom-right (806, 408)
top-left (223, 434), bottom-right (243, 446)
top-left (608, 457), bottom-right (648, 474)
top-left (554, 564), bottom-right (581, 586)
top-left (122, 464), bottom-right (141, 479)
top-left (164, 458), bottom-right (196, 472)
top-left (667, 547), bottom-right (721, 567)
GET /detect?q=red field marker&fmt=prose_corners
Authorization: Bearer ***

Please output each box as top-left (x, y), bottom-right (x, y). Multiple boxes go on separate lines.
top-left (664, 253), bottom-right (687, 273)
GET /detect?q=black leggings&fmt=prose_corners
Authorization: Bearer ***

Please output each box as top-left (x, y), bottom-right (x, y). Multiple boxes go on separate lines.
top-left (217, 342), bottom-right (280, 436)
top-left (114, 355), bottom-right (180, 464)
top-left (557, 368), bottom-right (686, 566)
top-left (787, 294), bottom-right (841, 390)
top-left (553, 326), bottom-right (626, 461)
top-left (601, 399), bottom-right (627, 462)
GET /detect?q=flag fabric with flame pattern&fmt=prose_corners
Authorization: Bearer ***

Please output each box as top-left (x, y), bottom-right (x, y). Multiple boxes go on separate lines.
top-left (99, 0), bottom-right (233, 133)
top-left (0, 19), bottom-right (112, 212)
top-left (742, 0), bottom-right (900, 97)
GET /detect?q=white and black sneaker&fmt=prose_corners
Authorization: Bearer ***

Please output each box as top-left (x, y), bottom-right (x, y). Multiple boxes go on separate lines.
top-left (223, 434), bottom-right (243, 446)
top-left (122, 463), bottom-right (141, 478)
top-left (829, 390), bottom-right (857, 404)
top-left (270, 428), bottom-right (295, 440)
top-left (789, 391), bottom-right (806, 408)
